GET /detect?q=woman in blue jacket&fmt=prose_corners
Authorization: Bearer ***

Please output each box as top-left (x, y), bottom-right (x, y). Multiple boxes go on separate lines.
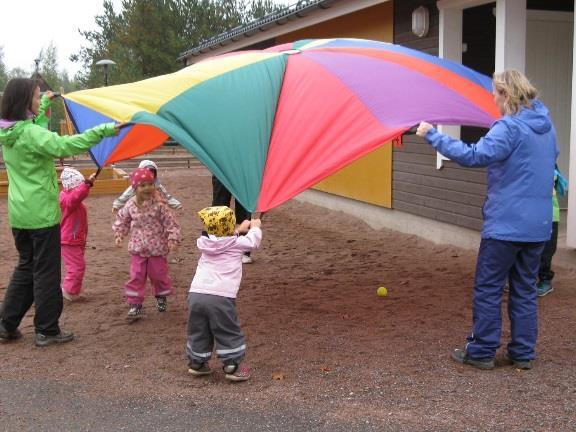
top-left (416, 70), bottom-right (558, 370)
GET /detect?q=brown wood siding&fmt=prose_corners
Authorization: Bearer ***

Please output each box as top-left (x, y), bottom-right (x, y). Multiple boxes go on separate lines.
top-left (393, 135), bottom-right (485, 231)
top-left (394, 0), bottom-right (439, 56)
top-left (393, 0), bottom-right (485, 231)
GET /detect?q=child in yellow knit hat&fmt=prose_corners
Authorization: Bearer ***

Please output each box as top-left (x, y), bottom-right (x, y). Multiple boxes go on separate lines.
top-left (186, 206), bottom-right (262, 382)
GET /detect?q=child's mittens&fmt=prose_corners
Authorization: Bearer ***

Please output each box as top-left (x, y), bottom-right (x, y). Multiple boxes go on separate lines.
top-left (115, 237), bottom-right (123, 247)
top-left (85, 173), bottom-right (97, 187)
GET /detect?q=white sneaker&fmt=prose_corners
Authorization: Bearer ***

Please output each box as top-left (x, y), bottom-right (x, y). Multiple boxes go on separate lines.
top-left (241, 255), bottom-right (253, 264)
top-left (62, 291), bottom-right (80, 302)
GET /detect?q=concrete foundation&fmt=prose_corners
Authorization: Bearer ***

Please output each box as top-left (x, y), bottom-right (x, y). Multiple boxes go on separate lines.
top-left (296, 189), bottom-right (576, 271)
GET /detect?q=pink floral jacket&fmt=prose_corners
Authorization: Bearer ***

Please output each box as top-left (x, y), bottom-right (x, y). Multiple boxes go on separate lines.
top-left (113, 195), bottom-right (181, 257)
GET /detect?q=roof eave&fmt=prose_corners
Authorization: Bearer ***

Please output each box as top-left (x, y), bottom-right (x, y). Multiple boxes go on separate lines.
top-left (178, 0), bottom-right (390, 64)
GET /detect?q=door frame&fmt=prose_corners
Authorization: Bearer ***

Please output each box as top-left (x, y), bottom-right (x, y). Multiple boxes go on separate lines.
top-left (436, 0), bottom-right (576, 248)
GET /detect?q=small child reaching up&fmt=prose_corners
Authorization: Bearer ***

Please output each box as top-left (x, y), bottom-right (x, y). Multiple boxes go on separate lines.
top-left (113, 167), bottom-right (182, 320)
top-left (186, 206), bottom-right (262, 382)
top-left (60, 167), bottom-right (96, 301)
top-left (112, 159), bottom-right (182, 212)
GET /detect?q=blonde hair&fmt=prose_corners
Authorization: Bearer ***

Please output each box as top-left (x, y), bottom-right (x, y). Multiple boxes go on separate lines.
top-left (492, 70), bottom-right (538, 115)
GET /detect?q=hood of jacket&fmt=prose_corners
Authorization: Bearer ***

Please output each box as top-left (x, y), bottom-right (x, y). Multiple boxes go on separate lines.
top-left (0, 119), bottom-right (31, 148)
top-left (197, 234), bottom-right (238, 254)
top-left (139, 159), bottom-right (158, 170)
top-left (514, 99), bottom-right (552, 135)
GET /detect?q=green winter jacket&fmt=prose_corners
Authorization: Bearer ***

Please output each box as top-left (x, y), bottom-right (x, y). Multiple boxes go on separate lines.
top-left (0, 109), bottom-right (116, 229)
top-left (552, 188), bottom-right (560, 222)
top-left (34, 94), bottom-right (52, 129)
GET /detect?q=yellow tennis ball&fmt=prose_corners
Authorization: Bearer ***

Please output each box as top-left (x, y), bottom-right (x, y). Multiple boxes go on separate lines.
top-left (377, 286), bottom-right (388, 297)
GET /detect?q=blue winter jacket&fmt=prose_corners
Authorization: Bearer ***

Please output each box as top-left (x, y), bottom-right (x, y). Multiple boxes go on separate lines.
top-left (425, 100), bottom-right (558, 242)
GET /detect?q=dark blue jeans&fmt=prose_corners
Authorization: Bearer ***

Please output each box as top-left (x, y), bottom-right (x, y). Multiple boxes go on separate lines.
top-left (0, 225), bottom-right (63, 336)
top-left (466, 238), bottom-right (544, 361)
top-left (538, 221), bottom-right (558, 282)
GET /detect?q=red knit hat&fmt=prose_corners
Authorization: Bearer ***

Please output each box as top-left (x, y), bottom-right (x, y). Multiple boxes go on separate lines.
top-left (130, 167), bottom-right (155, 189)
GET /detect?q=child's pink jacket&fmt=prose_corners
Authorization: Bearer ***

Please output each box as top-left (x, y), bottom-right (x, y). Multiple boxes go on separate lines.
top-left (113, 195), bottom-right (181, 257)
top-left (190, 227), bottom-right (262, 298)
top-left (60, 182), bottom-right (90, 247)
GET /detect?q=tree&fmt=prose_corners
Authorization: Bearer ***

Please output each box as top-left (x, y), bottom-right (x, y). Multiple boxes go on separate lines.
top-left (72, 0), bottom-right (286, 88)
top-left (0, 45), bottom-right (79, 132)
top-left (36, 43), bottom-right (65, 131)
top-left (249, 0), bottom-right (286, 19)
top-left (0, 46), bottom-right (7, 92)
top-left (38, 44), bottom-right (61, 89)
top-left (7, 68), bottom-right (28, 79)
top-left (118, 0), bottom-right (189, 78)
top-left (71, 0), bottom-right (125, 88)
top-left (29, 43), bottom-right (78, 132)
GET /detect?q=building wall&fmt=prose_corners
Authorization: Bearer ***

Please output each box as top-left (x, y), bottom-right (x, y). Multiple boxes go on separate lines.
top-left (276, 2), bottom-right (395, 208)
top-left (276, 2), bottom-right (394, 42)
top-left (393, 0), bottom-right (486, 231)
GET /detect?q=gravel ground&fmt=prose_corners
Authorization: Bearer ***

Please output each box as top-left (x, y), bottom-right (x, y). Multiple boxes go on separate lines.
top-left (1, 167), bottom-right (575, 431)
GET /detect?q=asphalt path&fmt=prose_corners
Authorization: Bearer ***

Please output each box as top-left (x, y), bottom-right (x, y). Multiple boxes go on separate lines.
top-left (0, 379), bottom-right (394, 432)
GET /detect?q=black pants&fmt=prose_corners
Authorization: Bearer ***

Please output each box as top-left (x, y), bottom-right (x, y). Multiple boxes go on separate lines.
top-left (538, 221), bottom-right (558, 282)
top-left (211, 175), bottom-right (251, 223)
top-left (0, 225), bottom-right (63, 335)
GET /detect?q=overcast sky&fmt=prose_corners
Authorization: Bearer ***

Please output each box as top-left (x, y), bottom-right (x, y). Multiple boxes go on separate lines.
top-left (1, 0), bottom-right (290, 77)
top-left (0, 0), bottom-right (125, 76)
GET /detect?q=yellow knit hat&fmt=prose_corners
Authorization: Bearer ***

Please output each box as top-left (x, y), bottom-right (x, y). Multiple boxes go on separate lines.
top-left (198, 206), bottom-right (236, 237)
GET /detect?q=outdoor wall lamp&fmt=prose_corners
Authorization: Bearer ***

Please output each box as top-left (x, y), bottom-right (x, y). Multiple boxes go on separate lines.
top-left (95, 59), bottom-right (117, 87)
top-left (411, 6), bottom-right (430, 38)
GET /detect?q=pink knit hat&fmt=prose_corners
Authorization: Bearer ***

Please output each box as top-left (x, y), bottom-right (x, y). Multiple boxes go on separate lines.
top-left (60, 167), bottom-right (85, 190)
top-left (130, 167), bottom-right (155, 189)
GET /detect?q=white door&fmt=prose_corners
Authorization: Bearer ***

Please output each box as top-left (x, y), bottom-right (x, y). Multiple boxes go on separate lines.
top-left (526, 10), bottom-right (573, 192)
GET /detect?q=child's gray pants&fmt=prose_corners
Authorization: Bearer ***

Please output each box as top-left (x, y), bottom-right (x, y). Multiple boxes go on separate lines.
top-left (186, 292), bottom-right (246, 366)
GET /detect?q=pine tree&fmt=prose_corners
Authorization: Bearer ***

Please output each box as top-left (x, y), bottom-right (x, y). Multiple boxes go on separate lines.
top-left (0, 47), bottom-right (8, 92)
top-left (71, 0), bottom-right (287, 88)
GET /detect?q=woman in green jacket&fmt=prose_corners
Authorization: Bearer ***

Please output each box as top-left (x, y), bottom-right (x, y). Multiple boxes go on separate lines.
top-left (0, 78), bottom-right (120, 347)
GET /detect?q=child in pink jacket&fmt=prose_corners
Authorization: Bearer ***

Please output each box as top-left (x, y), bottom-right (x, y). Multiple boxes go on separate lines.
top-left (113, 168), bottom-right (182, 320)
top-left (187, 206), bottom-right (262, 382)
top-left (60, 167), bottom-right (96, 301)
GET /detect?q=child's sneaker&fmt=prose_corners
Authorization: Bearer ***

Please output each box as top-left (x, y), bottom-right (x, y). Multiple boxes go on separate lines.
top-left (223, 362), bottom-right (251, 382)
top-left (62, 290), bottom-right (80, 302)
top-left (188, 362), bottom-right (213, 377)
top-left (127, 304), bottom-right (143, 320)
top-left (156, 296), bottom-right (167, 312)
top-left (537, 280), bottom-right (554, 297)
